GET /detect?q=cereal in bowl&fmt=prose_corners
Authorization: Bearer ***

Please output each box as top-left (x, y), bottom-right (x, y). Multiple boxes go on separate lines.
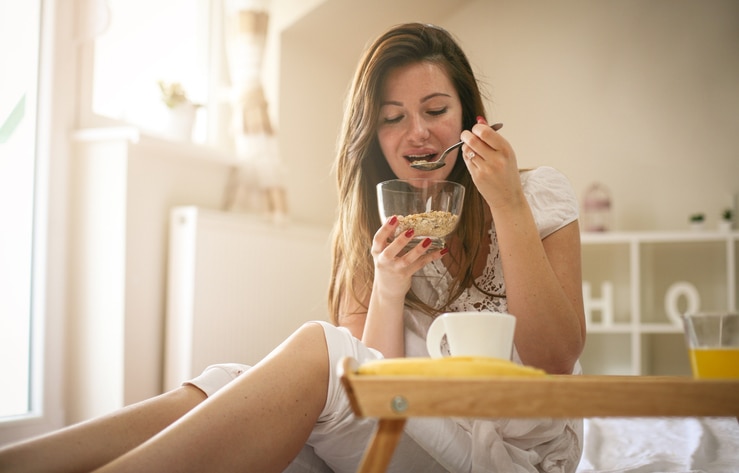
top-left (396, 211), bottom-right (459, 237)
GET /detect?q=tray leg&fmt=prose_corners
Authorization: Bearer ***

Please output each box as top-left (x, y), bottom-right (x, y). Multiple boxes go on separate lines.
top-left (356, 418), bottom-right (407, 473)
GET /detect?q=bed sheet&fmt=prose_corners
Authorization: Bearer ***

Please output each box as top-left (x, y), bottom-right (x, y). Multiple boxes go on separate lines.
top-left (577, 417), bottom-right (739, 473)
top-left (285, 417), bottom-right (739, 472)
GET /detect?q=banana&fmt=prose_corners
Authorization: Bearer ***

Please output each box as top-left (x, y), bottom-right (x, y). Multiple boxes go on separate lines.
top-left (356, 356), bottom-right (546, 377)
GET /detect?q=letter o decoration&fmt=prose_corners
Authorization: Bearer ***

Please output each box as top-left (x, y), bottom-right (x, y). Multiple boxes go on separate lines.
top-left (664, 281), bottom-right (700, 325)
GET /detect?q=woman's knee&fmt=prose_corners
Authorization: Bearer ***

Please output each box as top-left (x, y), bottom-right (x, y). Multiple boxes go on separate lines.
top-left (288, 322), bottom-right (330, 365)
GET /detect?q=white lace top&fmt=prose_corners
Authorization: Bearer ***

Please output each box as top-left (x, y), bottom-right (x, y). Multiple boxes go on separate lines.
top-left (403, 166), bottom-right (579, 360)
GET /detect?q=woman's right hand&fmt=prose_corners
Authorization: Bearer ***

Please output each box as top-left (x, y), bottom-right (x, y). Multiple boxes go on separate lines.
top-left (370, 216), bottom-right (447, 300)
top-left (360, 216), bottom-right (447, 357)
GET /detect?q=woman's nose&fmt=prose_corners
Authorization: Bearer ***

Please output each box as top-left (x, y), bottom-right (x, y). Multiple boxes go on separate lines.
top-left (407, 116), bottom-right (430, 143)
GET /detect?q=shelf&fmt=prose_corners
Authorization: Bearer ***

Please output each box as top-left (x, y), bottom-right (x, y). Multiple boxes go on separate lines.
top-left (585, 323), bottom-right (634, 333)
top-left (580, 230), bottom-right (737, 375)
top-left (638, 323), bottom-right (684, 333)
top-left (586, 323), bottom-right (683, 334)
top-left (73, 126), bottom-right (242, 166)
top-left (581, 230), bottom-right (738, 244)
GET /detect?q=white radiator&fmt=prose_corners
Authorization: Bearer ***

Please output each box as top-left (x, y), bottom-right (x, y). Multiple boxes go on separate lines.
top-left (164, 206), bottom-right (332, 391)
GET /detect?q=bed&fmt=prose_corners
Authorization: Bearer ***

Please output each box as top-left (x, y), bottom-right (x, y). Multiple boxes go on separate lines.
top-left (578, 417), bottom-right (739, 472)
top-left (285, 416), bottom-right (739, 473)
top-left (286, 417), bottom-right (739, 472)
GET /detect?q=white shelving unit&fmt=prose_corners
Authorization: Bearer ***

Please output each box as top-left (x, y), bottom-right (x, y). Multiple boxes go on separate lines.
top-left (579, 230), bottom-right (738, 376)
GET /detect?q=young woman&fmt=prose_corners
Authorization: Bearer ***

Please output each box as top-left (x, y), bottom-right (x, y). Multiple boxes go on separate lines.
top-left (0, 22), bottom-right (586, 473)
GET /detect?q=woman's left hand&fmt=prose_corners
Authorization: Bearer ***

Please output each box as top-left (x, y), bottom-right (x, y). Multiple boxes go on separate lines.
top-left (460, 118), bottom-right (525, 212)
top-left (460, 118), bottom-right (586, 373)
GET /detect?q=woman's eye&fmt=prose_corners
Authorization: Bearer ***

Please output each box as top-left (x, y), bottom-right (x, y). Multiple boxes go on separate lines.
top-left (382, 115), bottom-right (403, 124)
top-left (428, 107), bottom-right (448, 116)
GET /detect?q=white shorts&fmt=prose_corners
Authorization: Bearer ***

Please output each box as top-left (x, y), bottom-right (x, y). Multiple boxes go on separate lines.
top-left (186, 321), bottom-right (466, 472)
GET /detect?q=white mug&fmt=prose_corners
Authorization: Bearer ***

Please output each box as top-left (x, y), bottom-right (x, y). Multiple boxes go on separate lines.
top-left (426, 311), bottom-right (516, 359)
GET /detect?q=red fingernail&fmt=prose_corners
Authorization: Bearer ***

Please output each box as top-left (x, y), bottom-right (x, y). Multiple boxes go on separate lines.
top-left (476, 116), bottom-right (487, 124)
top-left (440, 247), bottom-right (449, 255)
top-left (404, 228), bottom-right (414, 238)
top-left (422, 238), bottom-right (432, 248)
top-left (389, 215), bottom-right (397, 225)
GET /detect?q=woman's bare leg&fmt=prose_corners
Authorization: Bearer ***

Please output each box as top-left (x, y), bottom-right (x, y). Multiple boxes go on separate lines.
top-left (95, 322), bottom-right (330, 473)
top-left (0, 385), bottom-right (207, 473)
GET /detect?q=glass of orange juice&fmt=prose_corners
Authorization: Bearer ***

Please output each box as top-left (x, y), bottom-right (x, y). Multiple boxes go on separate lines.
top-left (682, 313), bottom-right (739, 379)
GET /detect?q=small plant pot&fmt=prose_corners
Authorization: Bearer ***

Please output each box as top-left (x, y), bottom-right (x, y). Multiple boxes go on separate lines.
top-left (690, 221), bottom-right (705, 232)
top-left (718, 220), bottom-right (733, 232)
top-left (164, 102), bottom-right (197, 141)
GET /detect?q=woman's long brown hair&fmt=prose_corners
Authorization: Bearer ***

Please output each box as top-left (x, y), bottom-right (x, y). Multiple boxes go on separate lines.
top-left (328, 23), bottom-right (491, 325)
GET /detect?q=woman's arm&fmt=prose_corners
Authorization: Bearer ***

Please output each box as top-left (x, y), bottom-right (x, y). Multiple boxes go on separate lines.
top-left (498, 217), bottom-right (585, 374)
top-left (337, 217), bottom-right (447, 358)
top-left (462, 121), bottom-right (586, 374)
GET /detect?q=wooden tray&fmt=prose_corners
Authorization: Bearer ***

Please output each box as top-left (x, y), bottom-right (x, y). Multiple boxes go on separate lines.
top-left (339, 357), bottom-right (739, 473)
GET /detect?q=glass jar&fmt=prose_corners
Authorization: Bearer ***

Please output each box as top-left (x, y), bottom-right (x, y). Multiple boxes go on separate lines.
top-left (582, 183), bottom-right (612, 232)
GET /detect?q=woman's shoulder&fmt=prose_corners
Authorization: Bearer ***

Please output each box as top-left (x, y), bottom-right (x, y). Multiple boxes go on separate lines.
top-left (520, 165), bottom-right (569, 186)
top-left (519, 166), bottom-right (579, 239)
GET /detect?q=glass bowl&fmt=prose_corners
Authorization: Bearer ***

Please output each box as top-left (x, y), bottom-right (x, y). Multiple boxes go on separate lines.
top-left (377, 179), bottom-right (465, 251)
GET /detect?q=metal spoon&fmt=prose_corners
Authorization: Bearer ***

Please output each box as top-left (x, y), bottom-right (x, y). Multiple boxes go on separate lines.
top-left (410, 123), bottom-right (503, 171)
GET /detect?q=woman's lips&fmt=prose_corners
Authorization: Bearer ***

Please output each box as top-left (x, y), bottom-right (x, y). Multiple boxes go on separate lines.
top-left (404, 152), bottom-right (437, 163)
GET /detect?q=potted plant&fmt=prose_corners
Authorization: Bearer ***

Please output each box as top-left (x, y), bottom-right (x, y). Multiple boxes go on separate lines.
top-left (689, 213), bottom-right (705, 231)
top-left (157, 80), bottom-right (198, 140)
top-left (158, 80), bottom-right (190, 108)
top-left (719, 208), bottom-right (733, 232)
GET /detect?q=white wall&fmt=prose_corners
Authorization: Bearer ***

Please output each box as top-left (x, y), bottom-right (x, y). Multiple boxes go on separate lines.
top-left (66, 132), bottom-right (235, 423)
top-left (275, 0), bottom-right (739, 231)
top-left (450, 0), bottom-right (739, 231)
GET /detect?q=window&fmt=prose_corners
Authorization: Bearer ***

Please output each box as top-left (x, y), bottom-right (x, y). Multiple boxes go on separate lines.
top-left (0, 0), bottom-right (64, 443)
top-left (0, 0), bottom-right (214, 442)
top-left (90, 0), bottom-right (211, 142)
top-left (0, 0), bottom-right (41, 420)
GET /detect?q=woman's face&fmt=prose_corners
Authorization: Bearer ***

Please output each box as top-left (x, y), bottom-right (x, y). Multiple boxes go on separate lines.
top-left (376, 62), bottom-right (463, 181)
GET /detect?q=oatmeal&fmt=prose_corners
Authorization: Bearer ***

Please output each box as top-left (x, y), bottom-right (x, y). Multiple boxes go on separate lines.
top-left (396, 211), bottom-right (459, 237)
